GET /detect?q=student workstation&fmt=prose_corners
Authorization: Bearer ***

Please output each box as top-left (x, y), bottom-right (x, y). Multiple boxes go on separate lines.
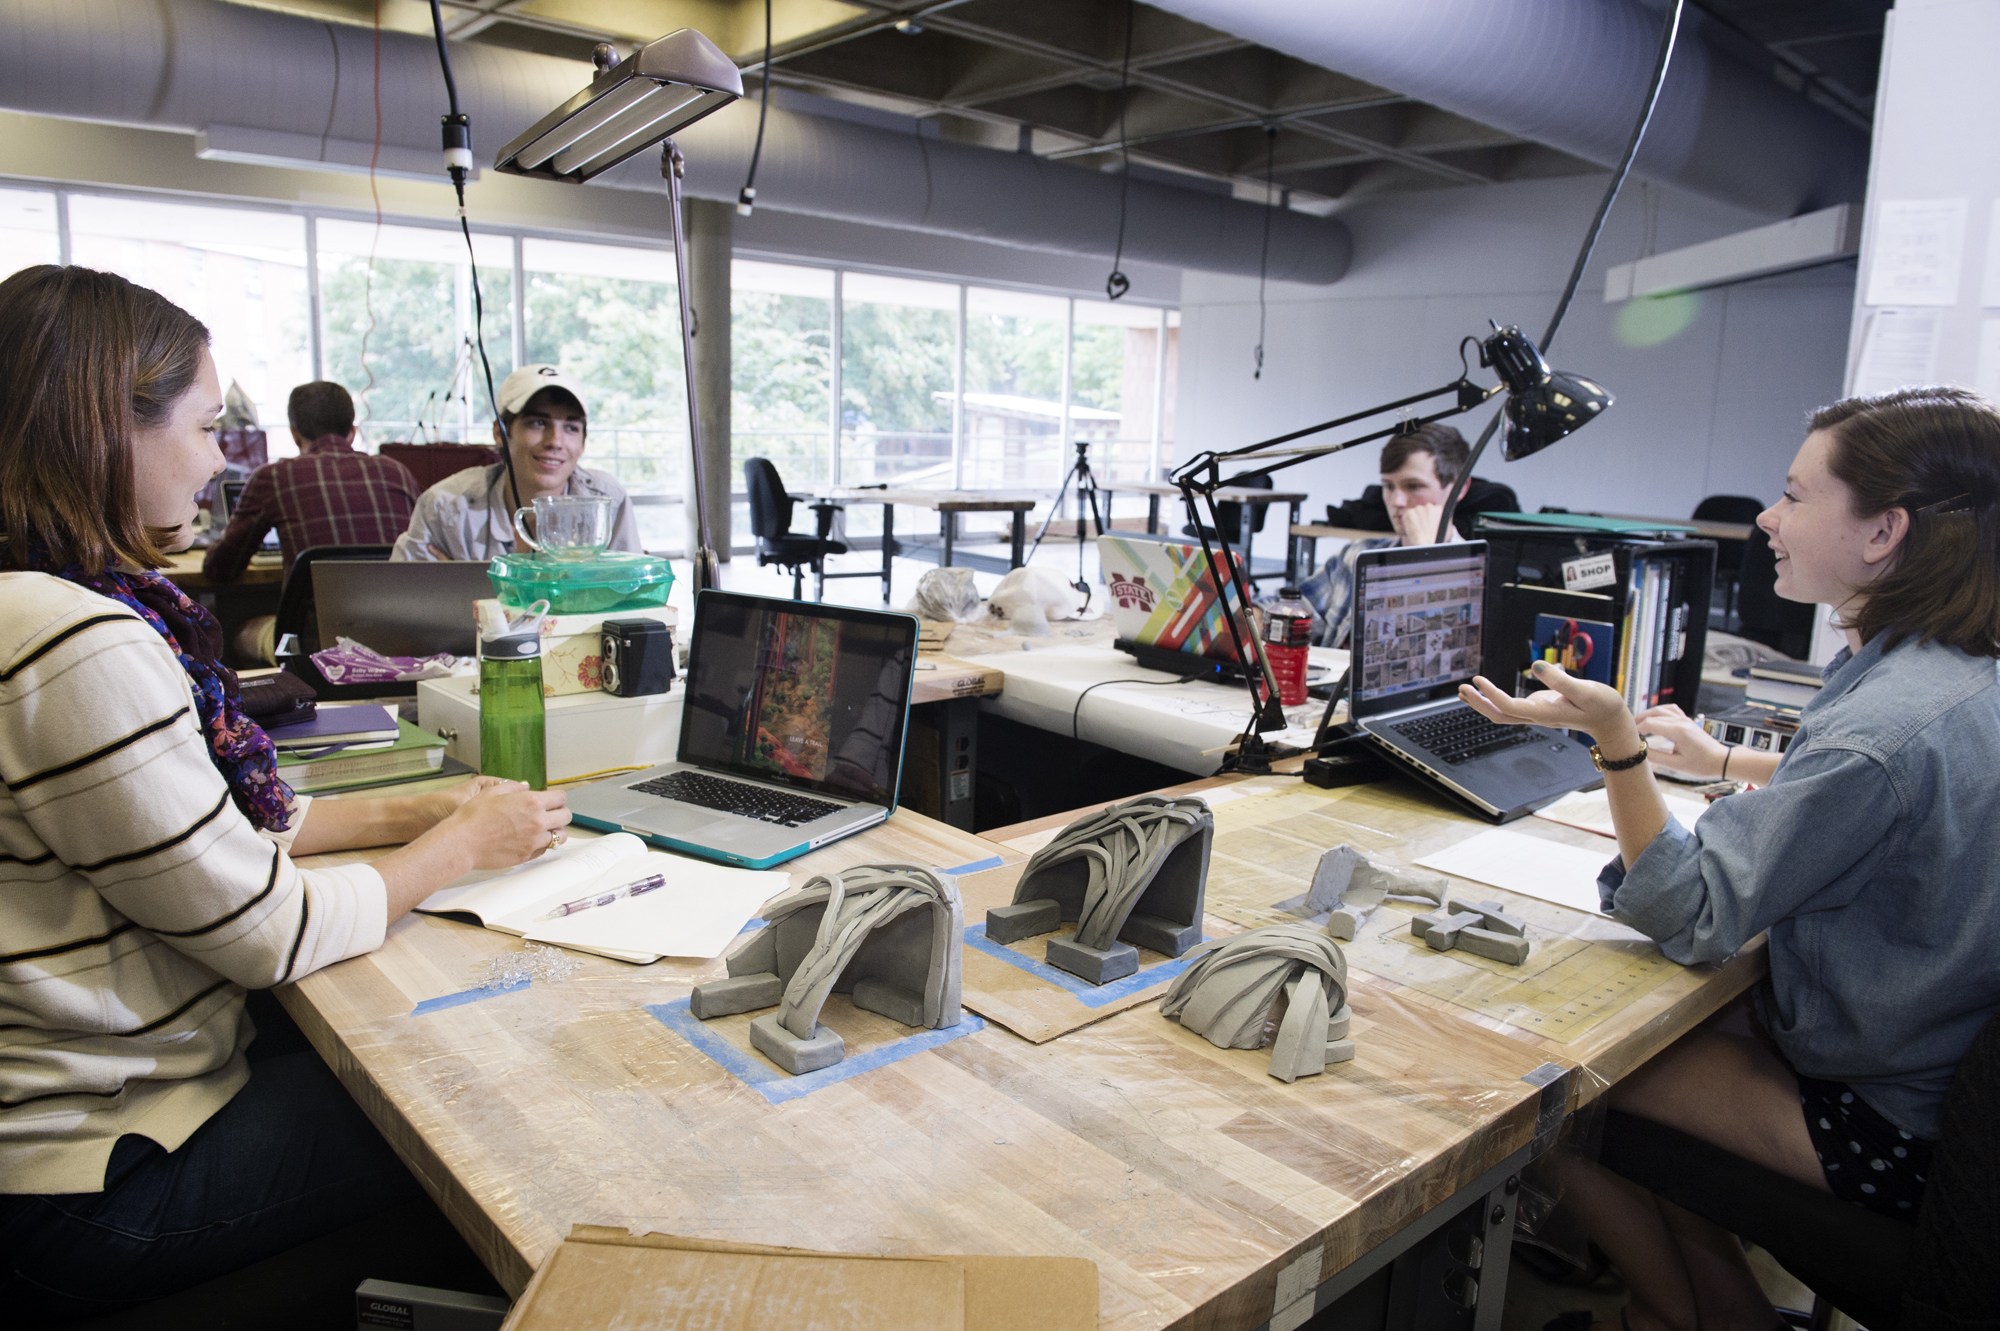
top-left (5, 1), bottom-right (1998, 1328)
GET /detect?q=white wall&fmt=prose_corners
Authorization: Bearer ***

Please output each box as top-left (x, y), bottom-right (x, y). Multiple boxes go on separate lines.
top-left (1176, 173), bottom-right (1856, 527)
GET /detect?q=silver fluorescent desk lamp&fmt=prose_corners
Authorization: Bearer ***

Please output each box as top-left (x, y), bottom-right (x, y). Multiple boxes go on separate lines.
top-left (492, 30), bottom-right (744, 591)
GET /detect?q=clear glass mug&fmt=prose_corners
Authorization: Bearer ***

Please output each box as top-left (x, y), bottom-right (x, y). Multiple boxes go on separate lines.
top-left (513, 495), bottom-right (612, 560)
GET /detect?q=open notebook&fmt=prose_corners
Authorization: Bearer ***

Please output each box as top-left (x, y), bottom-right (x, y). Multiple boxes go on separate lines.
top-left (415, 834), bottom-right (787, 964)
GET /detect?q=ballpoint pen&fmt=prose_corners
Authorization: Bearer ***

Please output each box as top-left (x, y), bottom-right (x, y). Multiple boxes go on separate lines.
top-left (545, 873), bottom-right (667, 918)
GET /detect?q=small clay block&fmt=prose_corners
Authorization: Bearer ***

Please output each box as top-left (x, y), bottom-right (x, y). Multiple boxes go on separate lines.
top-left (1472, 901), bottom-right (1527, 937)
top-left (689, 971), bottom-right (783, 1019)
top-left (1045, 936), bottom-right (1139, 985)
top-left (1423, 920), bottom-right (1468, 952)
top-left (851, 977), bottom-right (925, 1026)
top-left (749, 1013), bottom-right (846, 1074)
top-left (985, 898), bottom-right (1061, 944)
top-left (1326, 1038), bottom-right (1357, 1064)
top-left (1325, 906), bottom-right (1363, 941)
top-left (1408, 903), bottom-right (1488, 943)
top-left (1444, 898), bottom-right (1485, 918)
top-left (1120, 910), bottom-right (1201, 958)
top-left (1306, 845), bottom-right (1363, 913)
top-left (1456, 927), bottom-right (1531, 966)
top-left (1326, 1003), bottom-right (1352, 1042)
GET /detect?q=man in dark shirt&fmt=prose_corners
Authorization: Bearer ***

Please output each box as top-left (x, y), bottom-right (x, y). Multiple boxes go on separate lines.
top-left (203, 382), bottom-right (420, 585)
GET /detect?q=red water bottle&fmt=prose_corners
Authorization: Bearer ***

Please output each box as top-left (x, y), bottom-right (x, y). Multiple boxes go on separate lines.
top-left (1263, 587), bottom-right (1314, 708)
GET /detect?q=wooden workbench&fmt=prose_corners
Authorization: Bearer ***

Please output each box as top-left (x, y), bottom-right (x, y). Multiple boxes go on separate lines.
top-left (158, 547), bottom-right (284, 589)
top-left (821, 487), bottom-right (1047, 575)
top-left (282, 766), bottom-right (1759, 1326)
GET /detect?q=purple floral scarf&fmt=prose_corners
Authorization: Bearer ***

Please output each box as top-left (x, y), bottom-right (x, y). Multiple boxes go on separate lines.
top-left (15, 543), bottom-right (294, 831)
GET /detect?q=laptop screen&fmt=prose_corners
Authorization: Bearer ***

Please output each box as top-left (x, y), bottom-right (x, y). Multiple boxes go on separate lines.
top-left (680, 592), bottom-right (917, 807)
top-left (1352, 543), bottom-right (1487, 714)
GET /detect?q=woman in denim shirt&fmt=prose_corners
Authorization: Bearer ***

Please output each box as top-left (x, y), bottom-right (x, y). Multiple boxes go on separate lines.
top-left (1461, 387), bottom-right (2000, 1331)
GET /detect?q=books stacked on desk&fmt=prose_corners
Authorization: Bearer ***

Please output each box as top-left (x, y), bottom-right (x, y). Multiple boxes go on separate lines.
top-left (1701, 662), bottom-right (1821, 758)
top-left (267, 705), bottom-right (449, 793)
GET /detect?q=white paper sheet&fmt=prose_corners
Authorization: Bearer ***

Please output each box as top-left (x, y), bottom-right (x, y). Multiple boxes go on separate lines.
top-left (1413, 828), bottom-right (1616, 916)
top-left (1852, 308), bottom-right (1942, 396)
top-left (1983, 201), bottom-right (2000, 307)
top-left (1976, 318), bottom-right (2000, 403)
top-left (522, 862), bottom-right (787, 961)
top-left (1531, 787), bottom-right (1708, 840)
top-left (1864, 198), bottom-right (1966, 307)
top-left (415, 833), bottom-right (647, 929)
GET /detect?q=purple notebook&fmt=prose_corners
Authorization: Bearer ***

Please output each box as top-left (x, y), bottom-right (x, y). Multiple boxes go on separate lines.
top-left (265, 704), bottom-right (400, 748)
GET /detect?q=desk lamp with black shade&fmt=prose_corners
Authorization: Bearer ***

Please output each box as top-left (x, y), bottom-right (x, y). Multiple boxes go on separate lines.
top-left (1170, 328), bottom-right (1613, 772)
top-left (490, 31), bottom-right (744, 592)
top-left (1176, 0), bottom-right (1684, 775)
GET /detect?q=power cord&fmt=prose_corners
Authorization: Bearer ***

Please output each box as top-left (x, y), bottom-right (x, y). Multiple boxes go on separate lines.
top-left (1103, 0), bottom-right (1135, 300)
top-left (427, 1), bottom-right (520, 522)
top-left (738, 0), bottom-right (772, 215)
top-left (1071, 676), bottom-right (1183, 742)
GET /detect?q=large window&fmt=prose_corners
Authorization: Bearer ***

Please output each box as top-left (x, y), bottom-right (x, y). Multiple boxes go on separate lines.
top-left (317, 219), bottom-right (513, 446)
top-left (16, 182), bottom-right (1178, 554)
top-left (0, 186), bottom-right (58, 281)
top-left (68, 193), bottom-right (311, 455)
top-left (524, 236), bottom-right (685, 552)
top-left (841, 273), bottom-right (958, 489)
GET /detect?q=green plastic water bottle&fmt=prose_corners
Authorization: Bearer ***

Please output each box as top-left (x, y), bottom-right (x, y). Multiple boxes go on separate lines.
top-left (480, 619), bottom-right (546, 790)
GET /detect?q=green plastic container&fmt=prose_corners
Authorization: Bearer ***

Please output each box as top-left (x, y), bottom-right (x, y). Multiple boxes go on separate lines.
top-left (487, 550), bottom-right (675, 616)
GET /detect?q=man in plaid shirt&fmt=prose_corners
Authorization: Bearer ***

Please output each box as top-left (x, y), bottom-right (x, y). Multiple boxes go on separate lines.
top-left (202, 382), bottom-right (420, 586)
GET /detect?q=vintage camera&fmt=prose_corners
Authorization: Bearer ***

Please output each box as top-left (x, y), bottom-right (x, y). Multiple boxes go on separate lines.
top-left (600, 618), bottom-right (675, 697)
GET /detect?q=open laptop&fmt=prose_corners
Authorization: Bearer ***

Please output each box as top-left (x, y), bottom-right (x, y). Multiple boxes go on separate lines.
top-left (1097, 533), bottom-right (1251, 678)
top-left (312, 560), bottom-right (495, 657)
top-left (1349, 543), bottom-right (1601, 823)
top-left (567, 591), bottom-right (918, 870)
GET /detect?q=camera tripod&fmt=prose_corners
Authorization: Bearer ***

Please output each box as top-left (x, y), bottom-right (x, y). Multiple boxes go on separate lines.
top-left (1028, 439), bottom-right (1107, 604)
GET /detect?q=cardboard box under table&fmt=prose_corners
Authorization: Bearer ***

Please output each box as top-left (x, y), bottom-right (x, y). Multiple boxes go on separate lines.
top-left (418, 676), bottom-right (684, 783)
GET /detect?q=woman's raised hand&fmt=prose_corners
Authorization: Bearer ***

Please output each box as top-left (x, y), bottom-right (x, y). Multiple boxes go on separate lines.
top-left (1457, 659), bottom-right (1638, 746)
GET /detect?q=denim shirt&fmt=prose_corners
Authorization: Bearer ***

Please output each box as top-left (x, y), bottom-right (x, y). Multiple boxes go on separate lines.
top-left (1299, 536), bottom-right (1396, 647)
top-left (1597, 633), bottom-right (2000, 1139)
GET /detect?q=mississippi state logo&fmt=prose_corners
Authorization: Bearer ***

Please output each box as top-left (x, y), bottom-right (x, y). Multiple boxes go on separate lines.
top-left (1108, 576), bottom-right (1155, 611)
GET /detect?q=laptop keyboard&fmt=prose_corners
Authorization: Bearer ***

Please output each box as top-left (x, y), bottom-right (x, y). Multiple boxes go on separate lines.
top-left (1392, 708), bottom-right (1539, 766)
top-left (629, 771), bottom-right (845, 828)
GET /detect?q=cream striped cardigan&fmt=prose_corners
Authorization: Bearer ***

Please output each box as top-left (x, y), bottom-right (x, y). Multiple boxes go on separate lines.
top-left (0, 572), bottom-right (386, 1194)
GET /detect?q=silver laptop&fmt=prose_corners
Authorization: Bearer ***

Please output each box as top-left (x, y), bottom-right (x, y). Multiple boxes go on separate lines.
top-left (567, 591), bottom-right (919, 870)
top-left (1350, 543), bottom-right (1601, 823)
top-left (312, 560), bottom-right (494, 657)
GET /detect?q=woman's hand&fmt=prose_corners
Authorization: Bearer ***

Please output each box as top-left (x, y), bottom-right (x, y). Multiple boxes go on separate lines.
top-left (1458, 659), bottom-right (1639, 746)
top-left (1634, 704), bottom-right (1729, 779)
top-left (434, 783), bottom-right (573, 872)
top-left (372, 783), bottom-right (573, 919)
top-left (407, 775), bottom-right (515, 831)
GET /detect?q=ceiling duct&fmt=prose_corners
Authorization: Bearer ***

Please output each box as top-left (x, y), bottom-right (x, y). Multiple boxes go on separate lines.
top-left (0, 0), bottom-right (1350, 283)
top-left (1143, 0), bottom-right (1868, 218)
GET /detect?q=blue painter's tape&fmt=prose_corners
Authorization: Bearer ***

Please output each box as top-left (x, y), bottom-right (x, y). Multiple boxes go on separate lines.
top-left (941, 855), bottom-right (1004, 877)
top-left (962, 922), bottom-right (1200, 1008)
top-left (411, 978), bottom-right (530, 1016)
top-left (646, 999), bottom-right (985, 1106)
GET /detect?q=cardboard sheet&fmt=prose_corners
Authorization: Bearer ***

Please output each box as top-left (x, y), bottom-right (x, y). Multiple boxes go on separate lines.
top-left (500, 1227), bottom-right (1098, 1331)
top-left (950, 861), bottom-right (1240, 1043)
top-left (1531, 786), bottom-right (1708, 840)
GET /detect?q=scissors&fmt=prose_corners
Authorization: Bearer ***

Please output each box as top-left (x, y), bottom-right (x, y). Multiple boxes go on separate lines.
top-left (1553, 619), bottom-right (1594, 673)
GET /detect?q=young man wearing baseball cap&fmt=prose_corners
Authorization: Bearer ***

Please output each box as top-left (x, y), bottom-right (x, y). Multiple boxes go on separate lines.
top-left (391, 364), bottom-right (643, 560)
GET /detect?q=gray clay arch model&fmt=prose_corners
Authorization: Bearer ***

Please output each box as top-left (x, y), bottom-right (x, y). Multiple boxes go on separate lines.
top-left (984, 794), bottom-right (1212, 985)
top-left (689, 863), bottom-right (963, 1075)
top-left (1160, 924), bottom-right (1355, 1083)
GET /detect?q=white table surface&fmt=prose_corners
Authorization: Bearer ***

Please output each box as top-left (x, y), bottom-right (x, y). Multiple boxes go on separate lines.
top-left (957, 642), bottom-right (1350, 775)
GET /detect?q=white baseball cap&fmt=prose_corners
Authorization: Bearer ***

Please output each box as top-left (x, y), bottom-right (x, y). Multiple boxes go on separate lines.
top-left (496, 364), bottom-right (589, 419)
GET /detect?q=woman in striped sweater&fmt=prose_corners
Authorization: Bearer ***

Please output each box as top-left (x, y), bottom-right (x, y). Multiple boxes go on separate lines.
top-left (0, 266), bottom-right (572, 1322)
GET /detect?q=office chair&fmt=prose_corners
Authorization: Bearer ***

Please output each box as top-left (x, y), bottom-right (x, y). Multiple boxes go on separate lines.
top-left (1734, 524), bottom-right (1815, 658)
top-left (271, 544), bottom-right (394, 701)
top-left (1599, 1007), bottom-right (2000, 1331)
top-left (1183, 472), bottom-right (1279, 582)
top-left (743, 458), bottom-right (884, 602)
top-left (1693, 495), bottom-right (1764, 629)
top-left (376, 442), bottom-right (499, 493)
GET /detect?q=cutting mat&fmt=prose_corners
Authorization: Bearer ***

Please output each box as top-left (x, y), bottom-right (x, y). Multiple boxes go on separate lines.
top-left (1194, 782), bottom-right (1684, 1044)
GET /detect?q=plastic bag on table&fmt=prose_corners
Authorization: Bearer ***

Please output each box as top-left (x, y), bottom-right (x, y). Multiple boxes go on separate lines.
top-left (907, 567), bottom-right (983, 623)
